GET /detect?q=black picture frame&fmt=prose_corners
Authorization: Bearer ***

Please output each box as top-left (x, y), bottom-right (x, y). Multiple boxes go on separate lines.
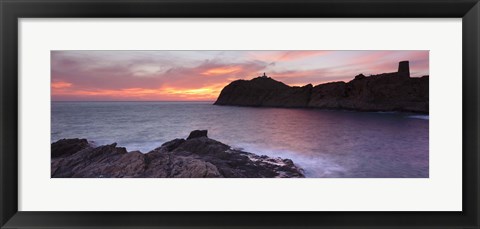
top-left (1, 0), bottom-right (479, 228)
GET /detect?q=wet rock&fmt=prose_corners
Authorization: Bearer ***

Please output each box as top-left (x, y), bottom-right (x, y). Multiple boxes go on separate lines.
top-left (51, 142), bottom-right (136, 178)
top-left (187, 130), bottom-right (208, 140)
top-left (51, 131), bottom-right (305, 178)
top-left (169, 156), bottom-right (222, 178)
top-left (160, 138), bottom-right (186, 151)
top-left (51, 138), bottom-right (90, 158)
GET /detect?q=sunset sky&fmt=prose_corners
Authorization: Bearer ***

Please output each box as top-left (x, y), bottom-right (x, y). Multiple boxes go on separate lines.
top-left (51, 50), bottom-right (429, 101)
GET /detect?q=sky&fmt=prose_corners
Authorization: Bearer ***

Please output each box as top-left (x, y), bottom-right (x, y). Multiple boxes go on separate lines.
top-left (51, 50), bottom-right (429, 101)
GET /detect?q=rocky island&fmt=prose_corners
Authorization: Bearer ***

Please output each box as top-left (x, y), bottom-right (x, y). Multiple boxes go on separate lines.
top-left (51, 130), bottom-right (305, 178)
top-left (214, 61), bottom-right (429, 114)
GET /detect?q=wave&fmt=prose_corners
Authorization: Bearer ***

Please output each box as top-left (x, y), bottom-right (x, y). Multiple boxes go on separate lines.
top-left (229, 142), bottom-right (346, 178)
top-left (408, 115), bottom-right (429, 120)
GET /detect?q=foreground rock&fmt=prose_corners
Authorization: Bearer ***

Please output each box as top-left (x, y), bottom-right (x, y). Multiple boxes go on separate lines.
top-left (51, 130), bottom-right (305, 178)
top-left (214, 61), bottom-right (429, 114)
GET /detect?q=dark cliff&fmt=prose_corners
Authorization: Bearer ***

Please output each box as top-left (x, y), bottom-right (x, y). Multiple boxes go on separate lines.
top-left (214, 61), bottom-right (429, 114)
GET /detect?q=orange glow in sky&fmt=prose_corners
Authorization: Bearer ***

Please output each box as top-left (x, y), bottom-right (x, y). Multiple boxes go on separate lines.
top-left (51, 50), bottom-right (429, 101)
top-left (51, 81), bottom-right (72, 89)
top-left (202, 66), bottom-right (242, 75)
top-left (52, 85), bottom-right (225, 101)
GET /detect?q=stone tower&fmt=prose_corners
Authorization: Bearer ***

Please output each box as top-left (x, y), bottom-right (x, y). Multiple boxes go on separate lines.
top-left (397, 61), bottom-right (410, 77)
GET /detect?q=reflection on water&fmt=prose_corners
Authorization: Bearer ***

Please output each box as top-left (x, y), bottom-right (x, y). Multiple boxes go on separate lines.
top-left (52, 101), bottom-right (428, 178)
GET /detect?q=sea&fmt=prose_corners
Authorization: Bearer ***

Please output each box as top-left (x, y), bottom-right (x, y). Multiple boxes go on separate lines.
top-left (51, 101), bottom-right (429, 178)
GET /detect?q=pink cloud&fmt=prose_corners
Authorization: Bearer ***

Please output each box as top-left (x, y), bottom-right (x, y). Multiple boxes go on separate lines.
top-left (51, 51), bottom-right (428, 101)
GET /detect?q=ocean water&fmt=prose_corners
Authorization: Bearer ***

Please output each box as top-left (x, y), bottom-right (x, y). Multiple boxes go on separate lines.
top-left (51, 101), bottom-right (429, 178)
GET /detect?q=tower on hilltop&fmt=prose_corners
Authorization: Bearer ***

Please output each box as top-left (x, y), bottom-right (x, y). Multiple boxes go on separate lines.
top-left (397, 61), bottom-right (410, 78)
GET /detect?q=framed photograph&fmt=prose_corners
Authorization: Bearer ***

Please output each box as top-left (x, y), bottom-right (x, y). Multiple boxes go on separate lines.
top-left (1, 0), bottom-right (479, 228)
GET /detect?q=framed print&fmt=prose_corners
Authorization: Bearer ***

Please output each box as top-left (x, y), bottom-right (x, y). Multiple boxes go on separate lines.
top-left (1, 0), bottom-right (479, 228)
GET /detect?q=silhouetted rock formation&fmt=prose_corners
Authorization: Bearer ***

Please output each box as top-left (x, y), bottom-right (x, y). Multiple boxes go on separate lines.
top-left (187, 130), bottom-right (208, 140)
top-left (51, 130), bottom-right (305, 178)
top-left (214, 61), bottom-right (429, 114)
top-left (214, 76), bottom-right (313, 108)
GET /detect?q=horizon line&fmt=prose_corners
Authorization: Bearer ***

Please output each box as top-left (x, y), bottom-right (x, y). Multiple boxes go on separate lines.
top-left (51, 100), bottom-right (216, 102)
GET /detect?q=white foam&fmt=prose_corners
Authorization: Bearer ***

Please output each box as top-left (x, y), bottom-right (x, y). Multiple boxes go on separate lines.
top-left (231, 142), bottom-right (346, 178)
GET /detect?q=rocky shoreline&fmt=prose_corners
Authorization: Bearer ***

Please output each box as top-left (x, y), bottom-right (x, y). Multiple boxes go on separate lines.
top-left (51, 130), bottom-right (305, 178)
top-left (214, 61), bottom-right (429, 114)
